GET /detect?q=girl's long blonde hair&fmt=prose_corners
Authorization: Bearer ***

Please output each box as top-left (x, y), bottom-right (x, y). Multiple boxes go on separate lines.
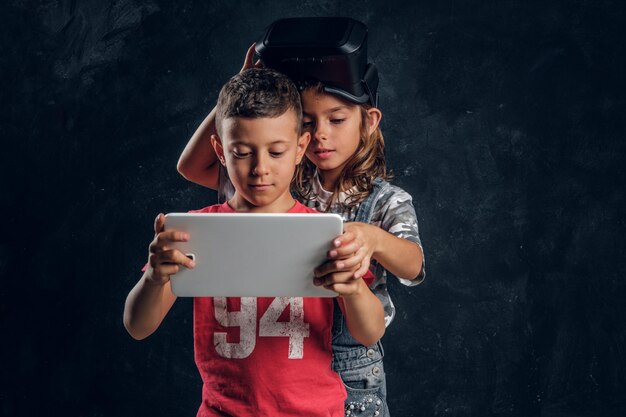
top-left (293, 84), bottom-right (392, 210)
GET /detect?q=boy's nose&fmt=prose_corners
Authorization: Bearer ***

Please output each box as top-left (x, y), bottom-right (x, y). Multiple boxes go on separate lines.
top-left (252, 155), bottom-right (270, 176)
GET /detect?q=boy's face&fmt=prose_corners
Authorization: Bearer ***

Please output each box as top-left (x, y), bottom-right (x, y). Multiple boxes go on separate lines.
top-left (212, 110), bottom-right (310, 213)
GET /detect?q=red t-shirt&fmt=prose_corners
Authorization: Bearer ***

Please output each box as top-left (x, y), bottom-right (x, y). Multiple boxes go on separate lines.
top-left (192, 201), bottom-right (346, 417)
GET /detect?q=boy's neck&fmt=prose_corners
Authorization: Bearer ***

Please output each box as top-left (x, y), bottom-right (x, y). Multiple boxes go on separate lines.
top-left (227, 192), bottom-right (297, 213)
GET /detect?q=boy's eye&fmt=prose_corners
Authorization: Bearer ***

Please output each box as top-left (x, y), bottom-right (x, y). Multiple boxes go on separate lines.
top-left (233, 151), bottom-right (251, 158)
top-left (331, 118), bottom-right (346, 124)
top-left (302, 121), bottom-right (314, 128)
top-left (270, 152), bottom-right (285, 157)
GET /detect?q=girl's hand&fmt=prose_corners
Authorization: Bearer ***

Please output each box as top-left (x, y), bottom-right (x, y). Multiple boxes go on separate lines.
top-left (240, 43), bottom-right (263, 73)
top-left (145, 214), bottom-right (195, 286)
top-left (320, 222), bottom-right (379, 279)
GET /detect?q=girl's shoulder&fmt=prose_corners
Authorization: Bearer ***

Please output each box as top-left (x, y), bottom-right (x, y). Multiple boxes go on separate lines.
top-left (371, 179), bottom-right (415, 210)
top-left (369, 180), bottom-right (422, 244)
top-left (367, 179), bottom-right (419, 226)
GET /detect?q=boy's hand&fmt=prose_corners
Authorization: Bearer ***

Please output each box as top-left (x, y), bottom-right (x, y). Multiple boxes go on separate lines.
top-left (240, 43), bottom-right (263, 73)
top-left (318, 222), bottom-right (378, 279)
top-left (313, 266), bottom-right (368, 297)
top-left (145, 214), bottom-right (195, 286)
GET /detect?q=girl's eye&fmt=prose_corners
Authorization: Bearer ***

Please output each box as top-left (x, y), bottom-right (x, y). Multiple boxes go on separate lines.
top-left (302, 121), bottom-right (314, 128)
top-left (233, 151), bottom-right (251, 158)
top-left (331, 118), bottom-right (346, 124)
top-left (270, 152), bottom-right (285, 157)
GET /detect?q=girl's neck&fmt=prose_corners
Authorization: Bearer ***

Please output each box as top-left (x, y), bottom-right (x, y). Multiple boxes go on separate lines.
top-left (318, 169), bottom-right (354, 193)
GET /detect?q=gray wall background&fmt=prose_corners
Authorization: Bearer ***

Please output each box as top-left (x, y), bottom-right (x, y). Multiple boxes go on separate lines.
top-left (1, 1), bottom-right (625, 416)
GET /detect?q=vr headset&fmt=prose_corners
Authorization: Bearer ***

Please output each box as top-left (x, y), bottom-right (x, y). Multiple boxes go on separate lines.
top-left (255, 17), bottom-right (379, 107)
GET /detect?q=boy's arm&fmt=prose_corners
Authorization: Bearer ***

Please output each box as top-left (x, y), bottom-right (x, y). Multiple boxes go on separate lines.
top-left (123, 214), bottom-right (195, 340)
top-left (338, 279), bottom-right (385, 347)
top-left (176, 106), bottom-right (220, 189)
top-left (314, 269), bottom-right (385, 347)
top-left (124, 274), bottom-right (177, 340)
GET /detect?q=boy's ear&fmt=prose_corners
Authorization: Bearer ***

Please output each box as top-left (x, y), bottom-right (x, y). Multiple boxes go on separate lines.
top-left (211, 134), bottom-right (226, 166)
top-left (366, 107), bottom-right (382, 135)
top-left (295, 131), bottom-right (311, 164)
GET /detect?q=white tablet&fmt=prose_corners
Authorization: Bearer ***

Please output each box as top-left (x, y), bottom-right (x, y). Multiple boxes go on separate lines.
top-left (164, 213), bottom-right (343, 297)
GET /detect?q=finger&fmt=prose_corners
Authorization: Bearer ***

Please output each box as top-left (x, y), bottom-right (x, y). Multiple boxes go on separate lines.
top-left (321, 270), bottom-right (355, 287)
top-left (332, 232), bottom-right (355, 248)
top-left (150, 230), bottom-right (190, 254)
top-left (336, 251), bottom-right (365, 270)
top-left (332, 246), bottom-right (367, 264)
top-left (328, 233), bottom-right (357, 258)
top-left (156, 230), bottom-right (190, 246)
top-left (159, 249), bottom-right (196, 269)
top-left (154, 213), bottom-right (165, 235)
top-left (314, 271), bottom-right (351, 287)
top-left (314, 260), bottom-right (345, 277)
top-left (323, 281), bottom-right (357, 295)
top-left (330, 241), bottom-right (362, 258)
top-left (148, 252), bottom-right (186, 274)
top-left (315, 254), bottom-right (363, 277)
top-left (323, 282), bottom-right (348, 293)
top-left (353, 255), bottom-right (371, 279)
top-left (152, 263), bottom-right (180, 279)
top-left (241, 43), bottom-right (256, 71)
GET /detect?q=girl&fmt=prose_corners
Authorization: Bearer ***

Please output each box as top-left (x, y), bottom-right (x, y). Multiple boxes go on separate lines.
top-left (178, 45), bottom-right (425, 417)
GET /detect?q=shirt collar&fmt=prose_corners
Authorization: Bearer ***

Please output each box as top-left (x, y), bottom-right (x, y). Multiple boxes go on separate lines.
top-left (310, 170), bottom-right (359, 207)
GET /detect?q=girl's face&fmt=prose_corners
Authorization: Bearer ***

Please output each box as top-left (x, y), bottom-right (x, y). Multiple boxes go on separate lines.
top-left (300, 89), bottom-right (363, 188)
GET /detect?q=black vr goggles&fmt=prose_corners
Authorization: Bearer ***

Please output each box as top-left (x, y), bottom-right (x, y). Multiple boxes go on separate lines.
top-left (255, 17), bottom-right (379, 107)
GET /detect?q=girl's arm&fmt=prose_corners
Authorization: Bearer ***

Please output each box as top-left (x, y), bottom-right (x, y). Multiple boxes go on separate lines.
top-left (319, 186), bottom-right (426, 282)
top-left (317, 223), bottom-right (424, 281)
top-left (123, 214), bottom-right (195, 340)
top-left (349, 222), bottom-right (424, 280)
top-left (177, 44), bottom-right (261, 189)
top-left (176, 106), bottom-right (220, 189)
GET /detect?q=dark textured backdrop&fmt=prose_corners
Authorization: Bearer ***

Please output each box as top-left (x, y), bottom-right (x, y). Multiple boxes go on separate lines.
top-left (1, 1), bottom-right (625, 416)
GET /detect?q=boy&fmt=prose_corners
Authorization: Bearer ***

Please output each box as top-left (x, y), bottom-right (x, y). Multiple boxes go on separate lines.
top-left (123, 68), bottom-right (385, 416)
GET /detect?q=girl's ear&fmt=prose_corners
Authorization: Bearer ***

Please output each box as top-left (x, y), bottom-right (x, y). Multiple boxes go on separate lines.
top-left (295, 131), bottom-right (311, 164)
top-left (211, 135), bottom-right (226, 166)
top-left (365, 107), bottom-right (382, 136)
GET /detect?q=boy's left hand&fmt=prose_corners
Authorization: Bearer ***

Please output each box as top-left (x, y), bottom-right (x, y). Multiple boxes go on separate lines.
top-left (314, 222), bottom-right (378, 280)
top-left (313, 267), bottom-right (365, 297)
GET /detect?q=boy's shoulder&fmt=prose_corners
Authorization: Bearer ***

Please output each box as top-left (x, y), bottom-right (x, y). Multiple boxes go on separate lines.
top-left (290, 200), bottom-right (319, 214)
top-left (189, 202), bottom-right (230, 214)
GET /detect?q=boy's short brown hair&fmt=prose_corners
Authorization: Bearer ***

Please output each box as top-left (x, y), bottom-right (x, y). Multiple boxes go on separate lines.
top-left (215, 68), bottom-right (302, 136)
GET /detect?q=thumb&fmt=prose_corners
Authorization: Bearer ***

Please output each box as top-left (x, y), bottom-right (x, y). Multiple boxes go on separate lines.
top-left (353, 255), bottom-right (371, 280)
top-left (154, 213), bottom-right (165, 235)
top-left (241, 43), bottom-right (256, 72)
